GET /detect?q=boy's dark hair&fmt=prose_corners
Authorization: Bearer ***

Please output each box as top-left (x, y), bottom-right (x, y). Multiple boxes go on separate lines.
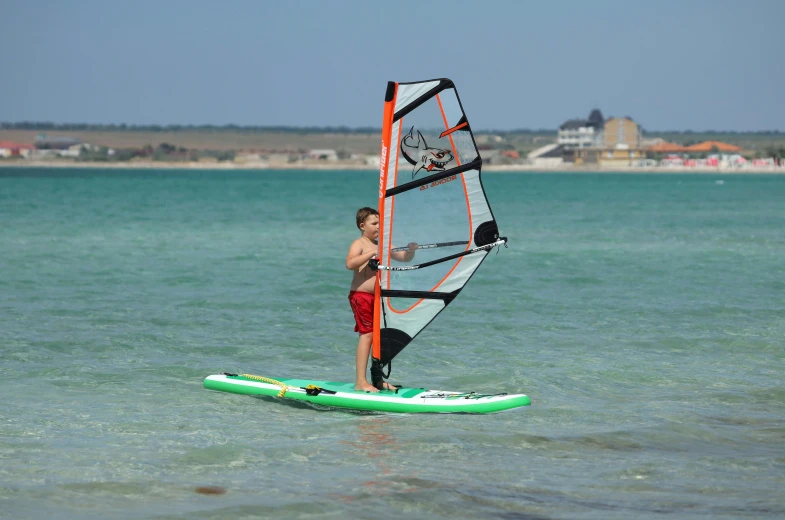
top-left (356, 207), bottom-right (379, 229)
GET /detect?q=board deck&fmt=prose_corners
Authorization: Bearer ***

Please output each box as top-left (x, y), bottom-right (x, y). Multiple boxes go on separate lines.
top-left (204, 374), bottom-right (531, 414)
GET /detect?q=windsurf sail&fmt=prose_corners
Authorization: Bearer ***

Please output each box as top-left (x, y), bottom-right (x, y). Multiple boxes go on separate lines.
top-left (370, 78), bottom-right (507, 388)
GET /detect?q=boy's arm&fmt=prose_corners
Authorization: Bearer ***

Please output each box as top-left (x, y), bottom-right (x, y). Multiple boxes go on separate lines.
top-left (391, 242), bottom-right (418, 262)
top-left (345, 240), bottom-right (378, 271)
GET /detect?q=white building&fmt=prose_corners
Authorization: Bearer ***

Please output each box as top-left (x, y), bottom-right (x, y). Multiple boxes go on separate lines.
top-left (59, 143), bottom-right (94, 158)
top-left (557, 109), bottom-right (604, 149)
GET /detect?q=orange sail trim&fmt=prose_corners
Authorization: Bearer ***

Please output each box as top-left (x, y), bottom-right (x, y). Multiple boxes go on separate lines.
top-left (386, 116), bottom-right (420, 315)
top-left (373, 83), bottom-right (397, 361)
top-left (385, 118), bottom-right (403, 282)
top-left (384, 119), bottom-right (407, 313)
top-left (430, 93), bottom-right (474, 295)
top-left (387, 96), bottom-right (460, 315)
top-left (436, 94), bottom-right (473, 244)
top-left (436, 94), bottom-right (462, 169)
top-left (439, 121), bottom-right (468, 138)
top-left (387, 94), bottom-right (476, 316)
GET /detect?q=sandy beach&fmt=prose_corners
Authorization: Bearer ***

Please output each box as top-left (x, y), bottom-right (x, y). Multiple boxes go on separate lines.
top-left (2, 159), bottom-right (784, 174)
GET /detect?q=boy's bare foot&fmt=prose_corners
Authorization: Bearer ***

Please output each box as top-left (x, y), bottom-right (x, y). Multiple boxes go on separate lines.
top-left (380, 382), bottom-right (397, 391)
top-left (355, 382), bottom-right (379, 393)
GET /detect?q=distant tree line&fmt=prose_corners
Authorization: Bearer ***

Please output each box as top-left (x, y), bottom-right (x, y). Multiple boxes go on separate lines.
top-left (0, 121), bottom-right (380, 134)
top-left (465, 129), bottom-right (784, 136)
top-left (640, 128), bottom-right (783, 136)
top-left (1, 121), bottom-right (782, 137)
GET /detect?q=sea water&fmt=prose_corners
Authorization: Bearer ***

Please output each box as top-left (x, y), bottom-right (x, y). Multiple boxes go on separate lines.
top-left (1, 168), bottom-right (783, 519)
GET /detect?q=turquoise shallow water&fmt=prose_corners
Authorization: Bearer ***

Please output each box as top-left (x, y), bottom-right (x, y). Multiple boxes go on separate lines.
top-left (1, 167), bottom-right (784, 519)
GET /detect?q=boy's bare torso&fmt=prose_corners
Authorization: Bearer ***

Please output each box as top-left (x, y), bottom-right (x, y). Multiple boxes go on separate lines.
top-left (349, 237), bottom-right (377, 294)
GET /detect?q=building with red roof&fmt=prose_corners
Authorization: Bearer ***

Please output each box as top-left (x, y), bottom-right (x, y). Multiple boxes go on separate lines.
top-left (0, 141), bottom-right (34, 158)
top-left (683, 141), bottom-right (743, 152)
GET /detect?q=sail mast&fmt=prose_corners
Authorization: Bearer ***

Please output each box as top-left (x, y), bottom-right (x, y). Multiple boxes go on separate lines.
top-left (372, 82), bottom-right (397, 364)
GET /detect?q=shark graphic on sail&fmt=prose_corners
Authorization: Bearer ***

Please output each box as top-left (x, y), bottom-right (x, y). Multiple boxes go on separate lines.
top-left (400, 127), bottom-right (454, 178)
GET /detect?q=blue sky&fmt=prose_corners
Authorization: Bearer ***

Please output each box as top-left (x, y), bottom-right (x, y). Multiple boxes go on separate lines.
top-left (1, 0), bottom-right (783, 131)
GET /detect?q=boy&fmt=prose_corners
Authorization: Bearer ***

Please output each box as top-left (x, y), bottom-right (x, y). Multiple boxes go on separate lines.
top-left (346, 207), bottom-right (416, 392)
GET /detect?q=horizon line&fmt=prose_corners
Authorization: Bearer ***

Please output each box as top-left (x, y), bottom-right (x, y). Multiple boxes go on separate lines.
top-left (1, 121), bottom-right (783, 136)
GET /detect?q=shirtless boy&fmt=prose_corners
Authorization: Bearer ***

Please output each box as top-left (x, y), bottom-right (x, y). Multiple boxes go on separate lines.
top-left (346, 207), bottom-right (416, 392)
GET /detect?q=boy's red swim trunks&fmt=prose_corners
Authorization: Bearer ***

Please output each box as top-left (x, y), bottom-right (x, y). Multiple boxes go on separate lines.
top-left (348, 290), bottom-right (374, 335)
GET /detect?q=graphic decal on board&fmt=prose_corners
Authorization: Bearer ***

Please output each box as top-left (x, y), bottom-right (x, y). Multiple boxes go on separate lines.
top-left (400, 127), bottom-right (454, 178)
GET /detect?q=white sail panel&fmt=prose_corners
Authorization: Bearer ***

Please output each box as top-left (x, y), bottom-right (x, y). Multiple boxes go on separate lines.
top-left (394, 81), bottom-right (441, 115)
top-left (381, 299), bottom-right (445, 339)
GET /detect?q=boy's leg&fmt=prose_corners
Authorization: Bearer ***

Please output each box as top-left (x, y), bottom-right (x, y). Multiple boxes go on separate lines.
top-left (354, 332), bottom-right (378, 392)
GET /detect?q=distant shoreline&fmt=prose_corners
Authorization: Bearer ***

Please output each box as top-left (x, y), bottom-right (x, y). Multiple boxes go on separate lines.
top-left (2, 160), bottom-right (785, 174)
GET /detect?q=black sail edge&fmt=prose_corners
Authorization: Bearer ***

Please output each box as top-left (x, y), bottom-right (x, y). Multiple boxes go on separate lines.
top-left (386, 157), bottom-right (482, 197)
top-left (393, 79), bottom-right (455, 122)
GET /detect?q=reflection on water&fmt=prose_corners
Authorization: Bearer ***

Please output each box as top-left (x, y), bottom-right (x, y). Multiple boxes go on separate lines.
top-left (336, 417), bottom-right (416, 499)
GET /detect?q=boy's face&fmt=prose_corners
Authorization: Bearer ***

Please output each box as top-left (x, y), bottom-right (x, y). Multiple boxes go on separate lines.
top-left (360, 214), bottom-right (379, 240)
